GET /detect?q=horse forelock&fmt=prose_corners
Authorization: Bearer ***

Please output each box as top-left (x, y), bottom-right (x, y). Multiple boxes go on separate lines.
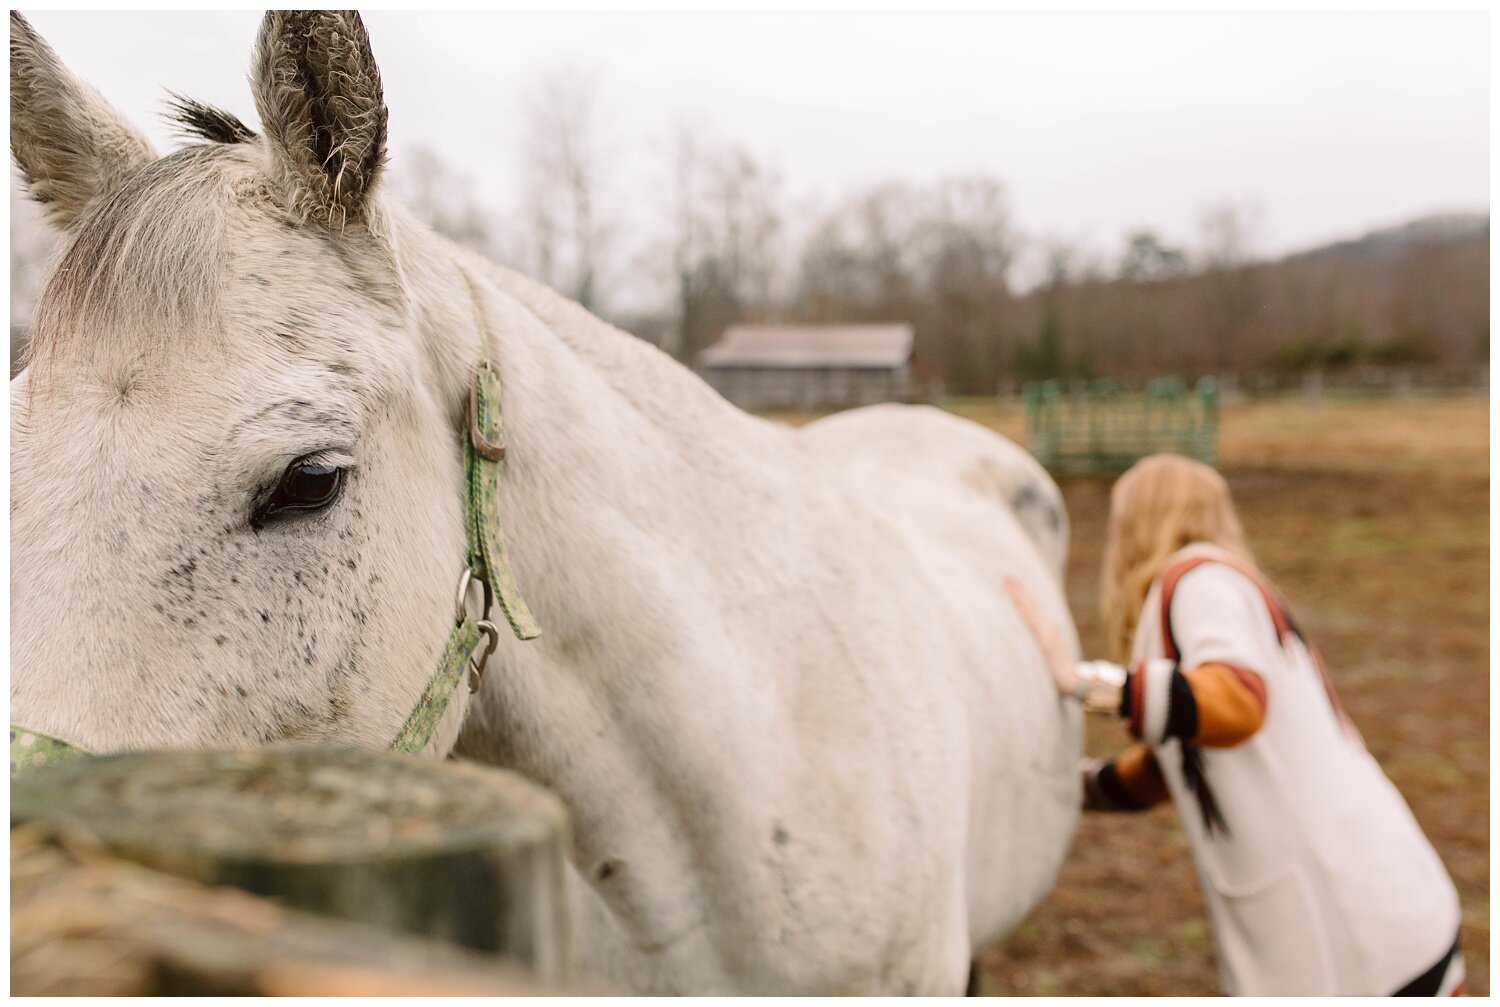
top-left (27, 145), bottom-right (245, 373)
top-left (165, 93), bottom-right (258, 146)
top-left (25, 137), bottom-right (409, 392)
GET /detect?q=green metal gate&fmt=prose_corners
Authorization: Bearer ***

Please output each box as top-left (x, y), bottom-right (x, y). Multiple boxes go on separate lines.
top-left (1023, 377), bottom-right (1219, 476)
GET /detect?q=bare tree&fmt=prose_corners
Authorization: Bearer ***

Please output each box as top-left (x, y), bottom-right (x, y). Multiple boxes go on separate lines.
top-left (1197, 200), bottom-right (1262, 373)
top-left (794, 183), bottom-right (921, 322)
top-left (786, 175), bottom-right (1019, 393)
top-left (665, 126), bottom-right (786, 360)
top-left (914, 176), bottom-right (1018, 393)
top-left (1199, 200), bottom-right (1259, 271)
top-left (389, 144), bottom-right (497, 255)
top-left (518, 69), bottom-right (614, 313)
top-left (703, 144), bottom-right (783, 316)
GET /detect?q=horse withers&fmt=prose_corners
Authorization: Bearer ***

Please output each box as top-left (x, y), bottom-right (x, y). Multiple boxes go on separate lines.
top-left (9, 11), bottom-right (1082, 993)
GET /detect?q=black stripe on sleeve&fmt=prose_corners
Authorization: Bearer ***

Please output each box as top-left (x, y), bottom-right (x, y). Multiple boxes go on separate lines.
top-left (1164, 668), bottom-right (1199, 741)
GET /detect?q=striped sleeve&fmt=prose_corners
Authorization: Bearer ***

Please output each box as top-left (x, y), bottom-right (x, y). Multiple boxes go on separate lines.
top-left (1122, 658), bottom-right (1190, 745)
top-left (1082, 745), bottom-right (1169, 812)
top-left (1183, 663), bottom-right (1267, 747)
top-left (1122, 659), bottom-right (1267, 749)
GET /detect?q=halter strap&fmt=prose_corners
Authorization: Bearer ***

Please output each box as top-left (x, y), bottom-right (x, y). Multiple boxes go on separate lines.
top-left (458, 271), bottom-right (541, 642)
top-left (12, 269), bottom-right (541, 773)
top-left (10, 726), bottom-right (88, 777)
top-left (389, 612), bottom-right (484, 755)
top-left (391, 278), bottom-right (542, 752)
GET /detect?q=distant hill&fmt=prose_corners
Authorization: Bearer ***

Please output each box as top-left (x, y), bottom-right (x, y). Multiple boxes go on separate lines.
top-left (1003, 211), bottom-right (1489, 386)
top-left (1288, 212), bottom-right (1489, 263)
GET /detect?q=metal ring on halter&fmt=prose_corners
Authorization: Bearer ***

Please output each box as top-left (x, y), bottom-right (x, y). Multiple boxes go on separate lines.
top-left (470, 620), bottom-right (500, 693)
top-left (453, 567), bottom-right (495, 625)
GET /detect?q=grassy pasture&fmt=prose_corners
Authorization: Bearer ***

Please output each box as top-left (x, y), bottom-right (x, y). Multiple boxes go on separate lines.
top-left (770, 393), bottom-right (1489, 995)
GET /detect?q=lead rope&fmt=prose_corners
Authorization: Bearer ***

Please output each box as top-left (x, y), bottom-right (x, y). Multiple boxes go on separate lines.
top-left (13, 269), bottom-right (542, 774)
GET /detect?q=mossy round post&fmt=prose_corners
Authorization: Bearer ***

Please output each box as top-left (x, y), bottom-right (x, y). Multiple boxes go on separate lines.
top-left (11, 826), bottom-right (569, 996)
top-left (10, 747), bottom-right (572, 982)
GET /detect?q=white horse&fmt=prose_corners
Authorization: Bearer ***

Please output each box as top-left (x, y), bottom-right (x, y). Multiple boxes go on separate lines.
top-left (9, 11), bottom-right (1081, 994)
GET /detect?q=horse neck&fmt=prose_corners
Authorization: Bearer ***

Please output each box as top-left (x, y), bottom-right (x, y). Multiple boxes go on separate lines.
top-left (399, 222), bottom-right (835, 968)
top-left (397, 213), bottom-right (793, 638)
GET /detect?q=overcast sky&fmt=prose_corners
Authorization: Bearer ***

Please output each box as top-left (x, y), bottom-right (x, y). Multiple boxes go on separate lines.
top-left (15, 10), bottom-right (1491, 275)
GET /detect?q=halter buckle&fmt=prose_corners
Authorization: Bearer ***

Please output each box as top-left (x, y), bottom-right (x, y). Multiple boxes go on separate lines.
top-left (468, 360), bottom-right (507, 462)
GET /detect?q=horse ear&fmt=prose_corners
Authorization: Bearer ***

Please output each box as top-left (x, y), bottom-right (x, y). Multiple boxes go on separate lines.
top-left (251, 10), bottom-right (388, 229)
top-left (10, 12), bottom-right (157, 230)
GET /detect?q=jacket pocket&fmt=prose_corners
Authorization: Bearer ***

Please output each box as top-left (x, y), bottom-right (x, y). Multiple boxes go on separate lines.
top-left (1211, 870), bottom-right (1333, 996)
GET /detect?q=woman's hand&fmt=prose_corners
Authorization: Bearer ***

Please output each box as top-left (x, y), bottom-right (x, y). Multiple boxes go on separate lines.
top-left (1005, 576), bottom-right (1080, 698)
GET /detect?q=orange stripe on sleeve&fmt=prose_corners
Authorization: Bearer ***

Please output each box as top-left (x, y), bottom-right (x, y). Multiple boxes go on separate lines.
top-left (1182, 662), bottom-right (1267, 748)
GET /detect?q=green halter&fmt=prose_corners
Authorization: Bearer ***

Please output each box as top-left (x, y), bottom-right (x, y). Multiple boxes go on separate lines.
top-left (9, 726), bottom-right (90, 776)
top-left (12, 277), bottom-right (541, 775)
top-left (388, 349), bottom-right (542, 754)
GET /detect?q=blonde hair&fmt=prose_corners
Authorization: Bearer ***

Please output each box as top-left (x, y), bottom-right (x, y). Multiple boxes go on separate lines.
top-left (1101, 454), bottom-right (1254, 663)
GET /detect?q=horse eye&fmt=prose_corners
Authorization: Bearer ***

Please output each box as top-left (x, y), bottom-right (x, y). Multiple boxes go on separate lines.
top-left (253, 460), bottom-right (345, 529)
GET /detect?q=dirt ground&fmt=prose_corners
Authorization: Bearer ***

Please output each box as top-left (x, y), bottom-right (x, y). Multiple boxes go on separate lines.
top-left (775, 394), bottom-right (1490, 995)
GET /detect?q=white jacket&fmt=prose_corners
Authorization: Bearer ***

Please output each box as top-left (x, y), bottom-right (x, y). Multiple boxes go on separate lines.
top-left (1130, 544), bottom-right (1461, 995)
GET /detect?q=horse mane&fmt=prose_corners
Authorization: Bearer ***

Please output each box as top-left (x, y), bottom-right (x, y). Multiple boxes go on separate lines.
top-left (165, 93), bottom-right (257, 146)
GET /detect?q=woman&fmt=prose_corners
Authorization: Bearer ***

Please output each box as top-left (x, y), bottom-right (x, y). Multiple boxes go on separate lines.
top-left (1007, 453), bottom-right (1463, 996)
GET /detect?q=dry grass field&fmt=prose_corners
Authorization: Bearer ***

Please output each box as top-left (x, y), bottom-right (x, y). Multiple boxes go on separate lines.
top-left (771, 393), bottom-right (1489, 996)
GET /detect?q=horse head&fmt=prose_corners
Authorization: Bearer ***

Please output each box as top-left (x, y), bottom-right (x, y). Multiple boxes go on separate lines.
top-left (11, 12), bottom-right (476, 755)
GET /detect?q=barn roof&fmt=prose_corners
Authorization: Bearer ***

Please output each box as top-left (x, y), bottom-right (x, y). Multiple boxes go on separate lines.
top-left (697, 323), bottom-right (914, 370)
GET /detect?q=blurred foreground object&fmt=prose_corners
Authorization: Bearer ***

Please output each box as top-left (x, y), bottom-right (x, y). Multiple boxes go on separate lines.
top-left (11, 747), bottom-right (576, 994)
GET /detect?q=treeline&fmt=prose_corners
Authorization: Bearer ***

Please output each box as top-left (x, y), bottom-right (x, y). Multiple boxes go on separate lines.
top-left (639, 157), bottom-right (1488, 393)
top-left (381, 70), bottom-right (1487, 394)
top-left (999, 223), bottom-right (1489, 394)
top-left (10, 68), bottom-right (1488, 392)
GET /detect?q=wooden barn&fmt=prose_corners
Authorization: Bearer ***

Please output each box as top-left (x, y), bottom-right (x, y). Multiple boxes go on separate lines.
top-left (696, 323), bottom-right (916, 411)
